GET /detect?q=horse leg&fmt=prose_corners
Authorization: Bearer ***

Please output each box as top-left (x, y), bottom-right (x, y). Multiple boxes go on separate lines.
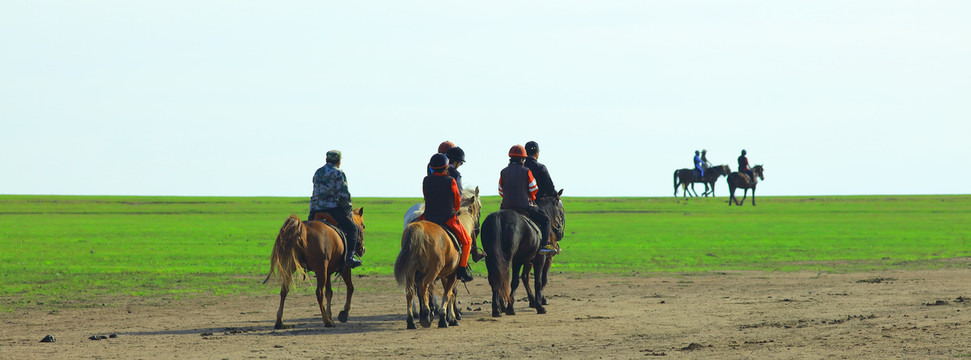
top-left (405, 280), bottom-right (417, 329)
top-left (541, 255), bottom-right (552, 305)
top-left (533, 257), bottom-right (548, 314)
top-left (418, 270), bottom-right (436, 328)
top-left (739, 189), bottom-right (748, 206)
top-left (751, 186), bottom-right (756, 206)
top-left (511, 263), bottom-right (523, 303)
top-left (337, 267), bottom-right (353, 323)
top-left (489, 269), bottom-right (503, 318)
top-left (729, 186), bottom-right (737, 206)
top-left (439, 276), bottom-right (457, 328)
top-left (521, 263), bottom-right (536, 308)
top-left (316, 271), bottom-right (335, 327)
top-left (274, 284), bottom-right (290, 329)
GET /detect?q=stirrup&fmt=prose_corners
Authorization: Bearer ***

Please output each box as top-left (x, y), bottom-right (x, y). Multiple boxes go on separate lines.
top-left (539, 244), bottom-right (557, 254)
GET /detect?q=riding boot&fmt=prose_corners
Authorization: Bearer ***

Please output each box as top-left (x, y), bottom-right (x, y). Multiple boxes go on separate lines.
top-left (456, 266), bottom-right (474, 282)
top-left (538, 230), bottom-right (557, 254)
top-left (344, 237), bottom-right (362, 269)
top-left (470, 242), bottom-right (486, 262)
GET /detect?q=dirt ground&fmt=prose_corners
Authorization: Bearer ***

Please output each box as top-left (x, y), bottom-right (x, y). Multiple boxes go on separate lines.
top-left (3, 267), bottom-right (969, 359)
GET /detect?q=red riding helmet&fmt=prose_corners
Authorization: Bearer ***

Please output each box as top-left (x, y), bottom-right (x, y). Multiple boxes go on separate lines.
top-left (508, 145), bottom-right (527, 158)
top-left (438, 141), bottom-right (455, 154)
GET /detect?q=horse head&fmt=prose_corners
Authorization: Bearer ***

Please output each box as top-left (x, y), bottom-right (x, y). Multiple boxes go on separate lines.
top-left (753, 165), bottom-right (765, 180)
top-left (536, 189), bottom-right (566, 242)
top-left (352, 207), bottom-right (366, 256)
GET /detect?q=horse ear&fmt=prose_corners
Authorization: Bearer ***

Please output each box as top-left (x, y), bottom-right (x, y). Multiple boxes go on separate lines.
top-left (557, 189), bottom-right (564, 196)
top-left (355, 207), bottom-right (364, 216)
top-left (474, 186), bottom-right (479, 196)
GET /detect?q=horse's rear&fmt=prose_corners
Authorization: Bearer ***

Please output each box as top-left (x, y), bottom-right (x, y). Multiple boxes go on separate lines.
top-left (394, 221), bottom-right (460, 329)
top-left (481, 209), bottom-right (547, 317)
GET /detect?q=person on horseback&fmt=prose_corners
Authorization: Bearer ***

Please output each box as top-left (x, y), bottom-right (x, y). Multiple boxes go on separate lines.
top-left (423, 153), bottom-right (475, 282)
top-left (701, 149), bottom-right (712, 169)
top-left (500, 145), bottom-right (555, 254)
top-left (738, 149), bottom-right (755, 184)
top-left (694, 150), bottom-right (705, 180)
top-left (445, 146), bottom-right (465, 191)
top-left (524, 141), bottom-right (558, 199)
top-left (309, 150), bottom-right (363, 269)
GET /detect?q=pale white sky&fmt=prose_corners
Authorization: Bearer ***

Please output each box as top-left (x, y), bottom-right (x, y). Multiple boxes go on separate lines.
top-left (2, 1), bottom-right (969, 197)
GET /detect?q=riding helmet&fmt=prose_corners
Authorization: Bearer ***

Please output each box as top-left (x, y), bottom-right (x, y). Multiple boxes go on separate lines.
top-left (438, 141), bottom-right (455, 154)
top-left (445, 146), bottom-right (466, 163)
top-left (508, 145), bottom-right (527, 158)
top-left (525, 141), bottom-right (539, 156)
top-left (326, 150), bottom-right (342, 163)
top-left (429, 153), bottom-right (449, 170)
top-left (741, 149), bottom-right (747, 155)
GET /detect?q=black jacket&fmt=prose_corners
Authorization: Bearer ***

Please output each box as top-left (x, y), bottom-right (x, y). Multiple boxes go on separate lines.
top-left (423, 173), bottom-right (460, 225)
top-left (524, 158), bottom-right (556, 198)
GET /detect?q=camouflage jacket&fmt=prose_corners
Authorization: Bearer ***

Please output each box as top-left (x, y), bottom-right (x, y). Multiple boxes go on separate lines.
top-left (310, 163), bottom-right (352, 212)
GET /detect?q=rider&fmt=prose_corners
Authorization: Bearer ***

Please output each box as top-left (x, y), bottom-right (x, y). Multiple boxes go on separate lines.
top-left (423, 153), bottom-right (474, 282)
top-left (701, 149), bottom-right (712, 170)
top-left (445, 146), bottom-right (465, 191)
top-left (309, 150), bottom-right (362, 269)
top-left (523, 141), bottom-right (558, 199)
top-left (499, 145), bottom-right (554, 254)
top-left (738, 149), bottom-right (755, 184)
top-left (693, 150), bottom-right (705, 179)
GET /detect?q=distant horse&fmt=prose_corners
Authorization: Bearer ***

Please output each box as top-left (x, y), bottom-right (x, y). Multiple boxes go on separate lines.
top-left (674, 165), bottom-right (731, 198)
top-left (727, 165), bottom-right (765, 206)
top-left (264, 208), bottom-right (366, 329)
top-left (394, 189), bottom-right (481, 329)
top-left (517, 190), bottom-right (565, 309)
top-left (481, 207), bottom-right (551, 317)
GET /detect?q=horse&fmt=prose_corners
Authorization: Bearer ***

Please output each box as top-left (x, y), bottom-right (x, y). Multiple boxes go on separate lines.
top-left (727, 165), bottom-right (765, 206)
top-left (517, 189), bottom-right (565, 309)
top-left (394, 188), bottom-right (481, 329)
top-left (264, 208), bottom-right (366, 329)
top-left (401, 187), bottom-right (481, 317)
top-left (674, 165), bottom-right (731, 198)
top-left (480, 204), bottom-right (552, 317)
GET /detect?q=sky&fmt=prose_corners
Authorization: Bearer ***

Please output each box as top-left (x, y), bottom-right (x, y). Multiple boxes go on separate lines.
top-left (2, 1), bottom-right (969, 198)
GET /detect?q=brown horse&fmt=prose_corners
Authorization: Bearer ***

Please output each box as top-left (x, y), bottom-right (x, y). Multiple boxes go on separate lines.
top-left (727, 165), bottom-right (765, 206)
top-left (394, 190), bottom-right (481, 329)
top-left (674, 165), bottom-right (731, 198)
top-left (264, 208), bottom-right (365, 329)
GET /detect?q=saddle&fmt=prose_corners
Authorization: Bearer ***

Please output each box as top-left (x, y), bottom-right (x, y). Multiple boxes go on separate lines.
top-left (738, 173), bottom-right (758, 186)
top-left (440, 225), bottom-right (462, 251)
top-left (313, 213), bottom-right (350, 256)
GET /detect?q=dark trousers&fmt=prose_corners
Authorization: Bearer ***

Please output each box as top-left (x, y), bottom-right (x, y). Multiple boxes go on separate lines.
top-left (524, 205), bottom-right (551, 247)
top-left (309, 207), bottom-right (360, 253)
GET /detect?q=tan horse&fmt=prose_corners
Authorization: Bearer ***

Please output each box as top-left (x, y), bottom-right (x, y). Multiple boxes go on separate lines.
top-left (394, 189), bottom-right (481, 329)
top-left (264, 208), bottom-right (365, 329)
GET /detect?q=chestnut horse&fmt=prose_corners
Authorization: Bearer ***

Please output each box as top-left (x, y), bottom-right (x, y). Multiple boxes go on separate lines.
top-left (727, 165), bottom-right (765, 206)
top-left (264, 208), bottom-right (365, 329)
top-left (394, 189), bottom-right (481, 329)
top-left (517, 190), bottom-right (565, 309)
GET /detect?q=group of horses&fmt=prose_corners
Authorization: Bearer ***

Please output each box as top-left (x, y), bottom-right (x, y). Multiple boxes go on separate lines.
top-left (674, 164), bottom-right (766, 206)
top-left (264, 187), bottom-right (566, 330)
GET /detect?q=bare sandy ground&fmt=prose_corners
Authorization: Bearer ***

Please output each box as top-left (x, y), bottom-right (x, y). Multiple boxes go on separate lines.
top-left (3, 268), bottom-right (969, 359)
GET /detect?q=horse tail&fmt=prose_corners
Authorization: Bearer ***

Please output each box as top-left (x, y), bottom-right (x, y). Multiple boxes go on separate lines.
top-left (673, 170), bottom-right (680, 196)
top-left (265, 215), bottom-right (307, 291)
top-left (394, 222), bottom-right (426, 291)
top-left (481, 213), bottom-right (511, 303)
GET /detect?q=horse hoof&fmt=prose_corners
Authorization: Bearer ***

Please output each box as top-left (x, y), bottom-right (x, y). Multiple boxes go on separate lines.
top-left (407, 320), bottom-right (417, 330)
top-left (541, 298), bottom-right (549, 306)
top-left (506, 308), bottom-right (516, 316)
top-left (492, 310), bottom-right (502, 318)
top-left (537, 306), bottom-right (547, 315)
top-left (449, 320), bottom-right (459, 326)
top-left (455, 312), bottom-right (462, 320)
top-left (274, 322), bottom-right (289, 330)
top-left (438, 317), bottom-right (448, 328)
top-left (338, 311), bottom-right (349, 323)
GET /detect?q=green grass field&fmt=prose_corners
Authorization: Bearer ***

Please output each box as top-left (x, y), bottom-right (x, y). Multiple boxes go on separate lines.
top-left (1, 195), bottom-right (968, 311)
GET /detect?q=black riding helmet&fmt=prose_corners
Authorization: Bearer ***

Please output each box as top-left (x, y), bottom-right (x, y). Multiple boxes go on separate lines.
top-left (445, 147), bottom-right (466, 163)
top-left (429, 153), bottom-right (449, 170)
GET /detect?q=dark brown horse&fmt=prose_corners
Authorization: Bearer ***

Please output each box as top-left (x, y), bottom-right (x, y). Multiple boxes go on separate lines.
top-left (394, 189), bottom-right (481, 329)
top-left (727, 165), bottom-right (765, 206)
top-left (264, 208), bottom-right (366, 329)
top-left (481, 207), bottom-right (551, 317)
top-left (674, 165), bottom-right (731, 198)
top-left (517, 190), bottom-right (565, 309)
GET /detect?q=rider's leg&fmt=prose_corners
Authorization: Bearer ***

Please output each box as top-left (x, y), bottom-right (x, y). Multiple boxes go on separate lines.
top-left (446, 218), bottom-right (473, 282)
top-left (526, 206), bottom-right (553, 253)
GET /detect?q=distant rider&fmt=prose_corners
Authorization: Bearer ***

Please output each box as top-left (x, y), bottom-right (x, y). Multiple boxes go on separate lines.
top-left (694, 150), bottom-right (705, 179)
top-left (500, 145), bottom-right (554, 254)
top-left (423, 153), bottom-right (474, 282)
top-left (428, 140), bottom-right (456, 176)
top-left (309, 150), bottom-right (363, 269)
top-left (524, 141), bottom-right (559, 199)
top-left (701, 149), bottom-right (712, 170)
top-left (738, 149), bottom-right (755, 184)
